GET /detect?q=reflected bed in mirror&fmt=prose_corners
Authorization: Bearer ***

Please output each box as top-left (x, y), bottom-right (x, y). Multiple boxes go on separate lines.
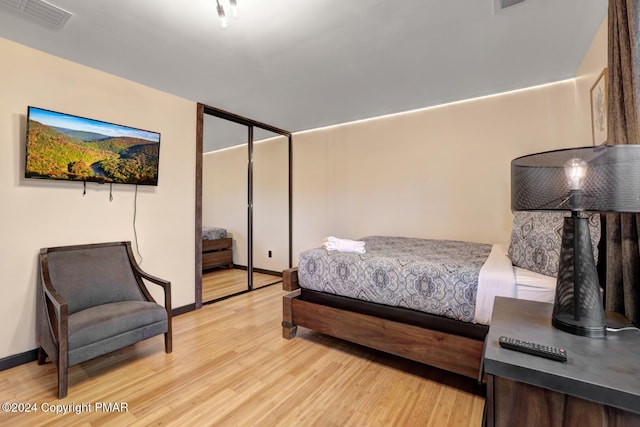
top-left (202, 226), bottom-right (233, 271)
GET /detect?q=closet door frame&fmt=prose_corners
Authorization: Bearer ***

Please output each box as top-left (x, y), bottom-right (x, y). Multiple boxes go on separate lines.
top-left (195, 103), bottom-right (292, 308)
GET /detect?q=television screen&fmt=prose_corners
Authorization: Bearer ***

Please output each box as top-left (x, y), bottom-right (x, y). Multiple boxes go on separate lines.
top-left (25, 106), bottom-right (161, 186)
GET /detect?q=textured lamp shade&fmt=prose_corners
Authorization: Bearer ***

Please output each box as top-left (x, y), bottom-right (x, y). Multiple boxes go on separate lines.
top-left (511, 145), bottom-right (640, 338)
top-left (512, 145), bottom-right (640, 213)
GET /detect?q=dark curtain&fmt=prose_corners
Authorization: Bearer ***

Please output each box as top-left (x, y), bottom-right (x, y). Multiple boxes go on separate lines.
top-left (605, 0), bottom-right (640, 326)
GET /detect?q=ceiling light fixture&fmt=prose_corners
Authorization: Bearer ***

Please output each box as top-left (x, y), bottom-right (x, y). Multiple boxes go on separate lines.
top-left (229, 0), bottom-right (239, 18)
top-left (216, 0), bottom-right (227, 28)
top-left (216, 0), bottom-right (239, 29)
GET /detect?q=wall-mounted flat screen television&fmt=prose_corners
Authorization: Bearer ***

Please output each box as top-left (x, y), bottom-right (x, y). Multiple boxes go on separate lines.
top-left (25, 106), bottom-right (161, 186)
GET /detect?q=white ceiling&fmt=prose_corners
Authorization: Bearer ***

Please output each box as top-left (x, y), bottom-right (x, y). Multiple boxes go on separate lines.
top-left (0, 0), bottom-right (607, 151)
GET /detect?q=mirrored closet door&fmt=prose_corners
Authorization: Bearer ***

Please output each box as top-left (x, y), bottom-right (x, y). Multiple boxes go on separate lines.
top-left (201, 116), bottom-right (249, 302)
top-left (196, 104), bottom-right (291, 307)
top-left (252, 130), bottom-right (290, 290)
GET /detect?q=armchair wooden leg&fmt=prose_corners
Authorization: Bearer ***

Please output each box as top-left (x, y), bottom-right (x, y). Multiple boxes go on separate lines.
top-left (37, 347), bottom-right (47, 365)
top-left (58, 364), bottom-right (68, 399)
top-left (165, 333), bottom-right (172, 353)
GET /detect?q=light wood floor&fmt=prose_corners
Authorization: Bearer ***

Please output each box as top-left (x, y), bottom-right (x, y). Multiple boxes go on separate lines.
top-left (203, 268), bottom-right (282, 302)
top-left (0, 285), bottom-right (485, 426)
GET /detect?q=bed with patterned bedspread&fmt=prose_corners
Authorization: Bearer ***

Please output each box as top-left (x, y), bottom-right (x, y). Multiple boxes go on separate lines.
top-left (283, 236), bottom-right (503, 379)
top-left (282, 214), bottom-right (602, 379)
top-left (298, 236), bottom-right (492, 324)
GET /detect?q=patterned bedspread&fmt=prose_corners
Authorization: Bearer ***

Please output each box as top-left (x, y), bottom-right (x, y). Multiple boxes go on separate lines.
top-left (298, 236), bottom-right (492, 323)
top-left (202, 227), bottom-right (227, 240)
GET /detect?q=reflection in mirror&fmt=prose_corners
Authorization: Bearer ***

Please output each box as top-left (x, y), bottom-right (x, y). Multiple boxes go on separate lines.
top-left (202, 116), bottom-right (248, 302)
top-left (197, 103), bottom-right (291, 306)
top-left (252, 131), bottom-right (289, 290)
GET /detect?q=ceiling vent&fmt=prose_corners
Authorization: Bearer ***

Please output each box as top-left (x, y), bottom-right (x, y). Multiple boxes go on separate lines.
top-left (494, 0), bottom-right (526, 11)
top-left (0, 0), bottom-right (72, 29)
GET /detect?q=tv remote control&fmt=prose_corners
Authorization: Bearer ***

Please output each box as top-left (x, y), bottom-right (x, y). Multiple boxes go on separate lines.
top-left (498, 336), bottom-right (567, 362)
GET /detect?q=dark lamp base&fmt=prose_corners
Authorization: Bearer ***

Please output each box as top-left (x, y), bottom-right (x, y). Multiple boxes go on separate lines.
top-left (552, 314), bottom-right (606, 338)
top-left (552, 215), bottom-right (607, 339)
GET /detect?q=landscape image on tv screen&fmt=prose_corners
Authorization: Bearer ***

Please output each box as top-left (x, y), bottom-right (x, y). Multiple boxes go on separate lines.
top-left (25, 106), bottom-right (161, 186)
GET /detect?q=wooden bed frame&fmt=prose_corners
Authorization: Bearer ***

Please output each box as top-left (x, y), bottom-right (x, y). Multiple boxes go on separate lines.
top-left (282, 267), bottom-right (486, 380)
top-left (202, 237), bottom-right (233, 270)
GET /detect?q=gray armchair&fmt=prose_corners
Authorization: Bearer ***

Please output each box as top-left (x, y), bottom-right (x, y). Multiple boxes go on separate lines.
top-left (37, 241), bottom-right (172, 398)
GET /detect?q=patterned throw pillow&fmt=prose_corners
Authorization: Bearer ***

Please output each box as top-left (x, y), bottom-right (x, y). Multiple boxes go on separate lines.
top-left (507, 212), bottom-right (601, 277)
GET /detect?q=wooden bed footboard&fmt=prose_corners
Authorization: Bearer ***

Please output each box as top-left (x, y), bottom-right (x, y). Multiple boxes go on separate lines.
top-left (282, 287), bottom-right (485, 380)
top-left (282, 267), bottom-right (299, 291)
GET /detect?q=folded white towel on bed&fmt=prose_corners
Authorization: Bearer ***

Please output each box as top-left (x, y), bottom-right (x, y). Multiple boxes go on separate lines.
top-left (322, 236), bottom-right (366, 254)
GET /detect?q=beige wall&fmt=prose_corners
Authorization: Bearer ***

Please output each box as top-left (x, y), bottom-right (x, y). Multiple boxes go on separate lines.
top-left (0, 37), bottom-right (196, 359)
top-left (291, 18), bottom-right (608, 263)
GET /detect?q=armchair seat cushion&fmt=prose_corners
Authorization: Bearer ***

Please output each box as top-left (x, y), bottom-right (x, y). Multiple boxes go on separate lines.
top-left (68, 301), bottom-right (167, 365)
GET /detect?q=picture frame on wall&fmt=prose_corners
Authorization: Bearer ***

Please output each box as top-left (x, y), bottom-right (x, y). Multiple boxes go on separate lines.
top-left (590, 68), bottom-right (608, 145)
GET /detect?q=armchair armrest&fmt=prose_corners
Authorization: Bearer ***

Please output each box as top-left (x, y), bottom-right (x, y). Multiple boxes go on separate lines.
top-left (133, 266), bottom-right (172, 313)
top-left (133, 265), bottom-right (170, 289)
top-left (39, 257), bottom-right (69, 362)
top-left (140, 269), bottom-right (172, 310)
top-left (130, 262), bottom-right (172, 354)
top-left (125, 243), bottom-right (171, 313)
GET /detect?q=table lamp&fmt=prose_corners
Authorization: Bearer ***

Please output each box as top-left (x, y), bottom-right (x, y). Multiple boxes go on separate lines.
top-left (511, 145), bottom-right (640, 338)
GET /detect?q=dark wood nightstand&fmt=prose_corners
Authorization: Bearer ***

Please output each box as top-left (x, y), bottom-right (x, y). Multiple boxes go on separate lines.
top-left (483, 297), bottom-right (640, 427)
